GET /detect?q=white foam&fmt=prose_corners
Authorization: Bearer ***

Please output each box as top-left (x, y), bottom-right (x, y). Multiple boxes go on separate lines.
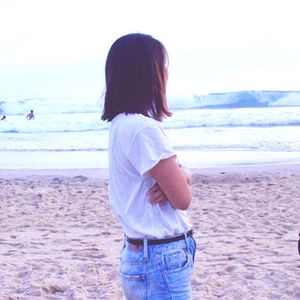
top-left (2, 150), bottom-right (300, 170)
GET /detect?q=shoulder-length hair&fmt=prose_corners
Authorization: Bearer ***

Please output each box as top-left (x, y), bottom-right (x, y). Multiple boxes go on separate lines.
top-left (101, 33), bottom-right (172, 122)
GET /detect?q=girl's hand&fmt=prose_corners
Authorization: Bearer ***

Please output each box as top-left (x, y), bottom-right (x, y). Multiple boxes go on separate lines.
top-left (147, 183), bottom-right (167, 205)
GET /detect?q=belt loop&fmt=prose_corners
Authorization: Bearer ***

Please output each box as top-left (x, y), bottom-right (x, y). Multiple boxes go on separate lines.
top-left (184, 232), bottom-right (190, 253)
top-left (143, 238), bottom-right (148, 260)
top-left (123, 233), bottom-right (126, 247)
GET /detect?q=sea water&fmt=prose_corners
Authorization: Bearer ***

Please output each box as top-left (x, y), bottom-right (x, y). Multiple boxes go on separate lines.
top-left (1, 93), bottom-right (300, 169)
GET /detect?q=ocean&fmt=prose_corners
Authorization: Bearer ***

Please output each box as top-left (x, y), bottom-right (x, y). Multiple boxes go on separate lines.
top-left (1, 91), bottom-right (300, 169)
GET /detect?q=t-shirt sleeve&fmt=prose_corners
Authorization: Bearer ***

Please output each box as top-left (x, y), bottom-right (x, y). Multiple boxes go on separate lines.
top-left (127, 125), bottom-right (176, 177)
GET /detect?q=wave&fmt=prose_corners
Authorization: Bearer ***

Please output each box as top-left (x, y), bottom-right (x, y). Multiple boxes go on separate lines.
top-left (0, 96), bottom-right (102, 116)
top-left (1, 107), bottom-right (300, 134)
top-left (163, 107), bottom-right (300, 129)
top-left (163, 122), bottom-right (300, 129)
top-left (0, 148), bottom-right (108, 152)
top-left (170, 90), bottom-right (300, 109)
top-left (1, 118), bottom-right (300, 153)
top-left (0, 128), bottom-right (105, 134)
top-left (1, 91), bottom-right (300, 117)
top-left (0, 112), bottom-right (108, 133)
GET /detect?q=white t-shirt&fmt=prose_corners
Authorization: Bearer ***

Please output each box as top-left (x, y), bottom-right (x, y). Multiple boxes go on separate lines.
top-left (108, 113), bottom-right (191, 239)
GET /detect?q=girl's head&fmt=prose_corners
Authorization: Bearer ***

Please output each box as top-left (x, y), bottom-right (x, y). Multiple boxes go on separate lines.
top-left (101, 33), bottom-right (172, 122)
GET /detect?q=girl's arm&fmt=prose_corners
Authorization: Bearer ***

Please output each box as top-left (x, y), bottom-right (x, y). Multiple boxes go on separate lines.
top-left (149, 157), bottom-right (192, 210)
top-left (179, 165), bottom-right (192, 186)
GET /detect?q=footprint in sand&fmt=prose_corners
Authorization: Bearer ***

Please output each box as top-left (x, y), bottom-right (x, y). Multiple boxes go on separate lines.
top-left (225, 265), bottom-right (237, 273)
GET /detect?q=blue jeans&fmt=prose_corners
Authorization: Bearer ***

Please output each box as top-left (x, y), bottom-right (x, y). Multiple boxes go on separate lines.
top-left (120, 234), bottom-right (196, 299)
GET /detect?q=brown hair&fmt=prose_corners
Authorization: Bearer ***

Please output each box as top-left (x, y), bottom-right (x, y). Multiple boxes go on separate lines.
top-left (101, 33), bottom-right (172, 122)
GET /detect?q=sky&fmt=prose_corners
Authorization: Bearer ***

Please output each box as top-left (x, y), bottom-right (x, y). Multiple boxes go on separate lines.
top-left (0, 0), bottom-right (300, 99)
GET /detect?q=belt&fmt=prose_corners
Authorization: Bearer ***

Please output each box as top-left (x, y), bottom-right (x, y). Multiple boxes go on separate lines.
top-left (127, 229), bottom-right (193, 246)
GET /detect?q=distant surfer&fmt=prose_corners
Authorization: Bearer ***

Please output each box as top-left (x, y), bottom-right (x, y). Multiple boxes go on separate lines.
top-left (26, 110), bottom-right (35, 120)
top-left (0, 115), bottom-right (6, 121)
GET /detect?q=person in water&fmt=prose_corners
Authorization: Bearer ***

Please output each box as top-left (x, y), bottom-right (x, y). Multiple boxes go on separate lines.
top-left (26, 110), bottom-right (35, 120)
top-left (101, 33), bottom-right (196, 299)
top-left (0, 115), bottom-right (6, 121)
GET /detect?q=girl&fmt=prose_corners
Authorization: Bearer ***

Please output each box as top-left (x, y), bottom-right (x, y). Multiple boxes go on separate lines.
top-left (102, 33), bottom-right (196, 299)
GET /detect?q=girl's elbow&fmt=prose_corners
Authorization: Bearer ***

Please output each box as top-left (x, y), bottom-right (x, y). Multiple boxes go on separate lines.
top-left (175, 194), bottom-right (192, 210)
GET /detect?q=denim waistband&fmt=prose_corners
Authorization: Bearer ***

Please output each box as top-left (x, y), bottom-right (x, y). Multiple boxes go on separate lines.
top-left (127, 229), bottom-right (193, 246)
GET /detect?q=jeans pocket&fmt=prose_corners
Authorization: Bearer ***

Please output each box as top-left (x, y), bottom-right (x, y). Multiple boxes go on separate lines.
top-left (162, 249), bottom-right (193, 298)
top-left (163, 249), bottom-right (189, 272)
top-left (120, 272), bottom-right (146, 299)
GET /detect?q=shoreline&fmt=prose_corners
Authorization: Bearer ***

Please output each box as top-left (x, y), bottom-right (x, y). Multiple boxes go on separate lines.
top-left (1, 162), bottom-right (300, 179)
top-left (2, 150), bottom-right (300, 170)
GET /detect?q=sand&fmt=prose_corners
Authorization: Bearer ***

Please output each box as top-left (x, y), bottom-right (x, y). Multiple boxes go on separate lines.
top-left (0, 165), bottom-right (300, 299)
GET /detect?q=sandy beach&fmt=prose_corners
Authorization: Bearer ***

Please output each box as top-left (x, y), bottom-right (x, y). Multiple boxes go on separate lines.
top-left (1, 165), bottom-right (300, 299)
